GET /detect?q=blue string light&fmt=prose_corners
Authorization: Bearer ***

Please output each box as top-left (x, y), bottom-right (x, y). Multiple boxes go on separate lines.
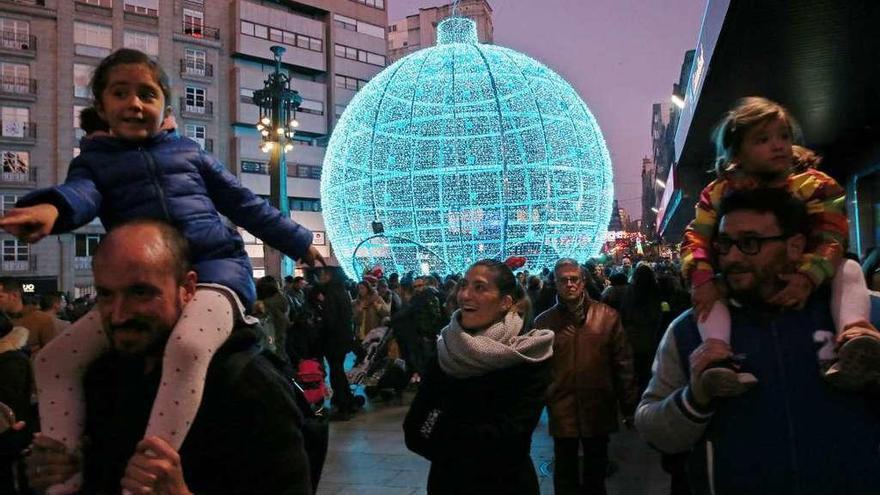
top-left (322, 16), bottom-right (614, 278)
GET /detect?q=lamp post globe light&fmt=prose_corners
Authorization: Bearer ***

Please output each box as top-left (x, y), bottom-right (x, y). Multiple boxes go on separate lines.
top-left (321, 16), bottom-right (614, 279)
top-left (253, 45), bottom-right (302, 279)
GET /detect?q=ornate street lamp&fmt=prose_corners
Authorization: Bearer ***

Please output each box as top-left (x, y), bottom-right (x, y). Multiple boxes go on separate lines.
top-left (253, 45), bottom-right (302, 279)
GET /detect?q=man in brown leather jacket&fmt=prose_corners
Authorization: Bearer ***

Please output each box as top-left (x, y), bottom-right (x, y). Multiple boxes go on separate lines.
top-left (534, 258), bottom-right (638, 495)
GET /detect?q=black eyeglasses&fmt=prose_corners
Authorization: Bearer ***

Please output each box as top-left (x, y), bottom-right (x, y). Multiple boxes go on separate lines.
top-left (713, 234), bottom-right (789, 255)
top-left (557, 276), bottom-right (583, 285)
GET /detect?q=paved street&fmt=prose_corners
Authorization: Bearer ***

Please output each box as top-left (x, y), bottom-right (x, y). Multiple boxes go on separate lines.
top-left (317, 389), bottom-right (672, 495)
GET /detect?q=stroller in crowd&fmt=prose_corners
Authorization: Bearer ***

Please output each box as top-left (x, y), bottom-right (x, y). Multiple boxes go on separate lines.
top-left (347, 326), bottom-right (409, 401)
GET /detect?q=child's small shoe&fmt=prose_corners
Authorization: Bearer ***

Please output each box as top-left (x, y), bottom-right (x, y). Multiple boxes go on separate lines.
top-left (700, 365), bottom-right (758, 398)
top-left (824, 334), bottom-right (880, 391)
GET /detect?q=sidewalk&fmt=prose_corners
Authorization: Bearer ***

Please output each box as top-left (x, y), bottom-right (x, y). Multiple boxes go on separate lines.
top-left (317, 390), bottom-right (672, 495)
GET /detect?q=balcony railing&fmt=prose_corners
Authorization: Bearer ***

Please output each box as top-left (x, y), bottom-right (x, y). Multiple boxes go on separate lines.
top-left (0, 76), bottom-right (36, 96)
top-left (182, 22), bottom-right (219, 40)
top-left (1, 255), bottom-right (36, 273)
top-left (0, 32), bottom-right (36, 55)
top-left (179, 59), bottom-right (213, 78)
top-left (179, 97), bottom-right (213, 118)
top-left (0, 166), bottom-right (36, 186)
top-left (0, 121), bottom-right (36, 140)
top-left (74, 256), bottom-right (92, 271)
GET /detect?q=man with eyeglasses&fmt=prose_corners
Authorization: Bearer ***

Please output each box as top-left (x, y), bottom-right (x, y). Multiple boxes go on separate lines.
top-left (636, 188), bottom-right (880, 494)
top-left (535, 258), bottom-right (638, 495)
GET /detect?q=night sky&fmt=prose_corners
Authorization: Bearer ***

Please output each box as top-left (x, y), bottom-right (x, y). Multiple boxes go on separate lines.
top-left (387, 0), bottom-right (706, 220)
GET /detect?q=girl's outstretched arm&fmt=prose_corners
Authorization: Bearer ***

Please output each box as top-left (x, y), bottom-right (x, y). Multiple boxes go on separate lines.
top-left (197, 152), bottom-right (314, 261)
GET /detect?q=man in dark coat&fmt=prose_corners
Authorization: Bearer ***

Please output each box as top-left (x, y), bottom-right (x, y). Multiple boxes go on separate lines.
top-left (315, 267), bottom-right (360, 419)
top-left (535, 258), bottom-right (638, 495)
top-left (25, 220), bottom-right (312, 495)
top-left (391, 276), bottom-right (444, 378)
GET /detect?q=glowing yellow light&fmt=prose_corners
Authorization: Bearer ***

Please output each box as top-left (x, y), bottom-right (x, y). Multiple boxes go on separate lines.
top-left (289, 119), bottom-right (299, 128)
top-left (260, 129), bottom-right (269, 137)
top-left (276, 127), bottom-right (285, 135)
top-left (261, 117), bottom-right (270, 126)
top-left (256, 123), bottom-right (265, 131)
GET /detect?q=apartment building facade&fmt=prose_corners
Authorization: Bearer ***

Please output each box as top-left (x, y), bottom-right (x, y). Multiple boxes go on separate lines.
top-left (387, 0), bottom-right (491, 62)
top-left (0, 0), bottom-right (387, 295)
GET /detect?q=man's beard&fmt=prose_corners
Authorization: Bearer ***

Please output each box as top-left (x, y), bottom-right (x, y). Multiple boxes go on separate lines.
top-left (722, 260), bottom-right (788, 306)
top-left (106, 300), bottom-right (180, 358)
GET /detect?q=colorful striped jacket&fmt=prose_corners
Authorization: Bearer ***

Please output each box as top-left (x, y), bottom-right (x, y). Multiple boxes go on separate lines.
top-left (680, 167), bottom-right (848, 288)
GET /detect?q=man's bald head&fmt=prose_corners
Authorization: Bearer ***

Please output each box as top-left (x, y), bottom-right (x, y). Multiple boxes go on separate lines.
top-left (93, 219), bottom-right (191, 282)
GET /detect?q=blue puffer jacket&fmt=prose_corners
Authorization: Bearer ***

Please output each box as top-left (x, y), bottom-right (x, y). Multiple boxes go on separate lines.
top-left (18, 131), bottom-right (313, 309)
top-left (672, 291), bottom-right (880, 494)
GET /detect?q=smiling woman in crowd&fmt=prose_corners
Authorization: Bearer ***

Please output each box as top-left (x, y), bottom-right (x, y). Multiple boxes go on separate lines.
top-left (403, 258), bottom-right (555, 495)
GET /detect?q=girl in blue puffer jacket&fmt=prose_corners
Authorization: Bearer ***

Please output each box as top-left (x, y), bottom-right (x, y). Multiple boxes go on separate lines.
top-left (0, 48), bottom-right (323, 495)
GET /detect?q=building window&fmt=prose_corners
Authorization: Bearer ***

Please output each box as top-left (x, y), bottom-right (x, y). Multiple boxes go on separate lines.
top-left (185, 86), bottom-right (206, 113)
top-left (239, 87), bottom-right (257, 104)
top-left (0, 18), bottom-right (29, 51)
top-left (183, 9), bottom-right (204, 37)
top-left (334, 104), bottom-right (347, 118)
top-left (240, 20), bottom-right (323, 53)
top-left (294, 165), bottom-right (322, 180)
top-left (298, 98), bottom-right (324, 116)
top-left (1, 150), bottom-right (28, 183)
top-left (73, 64), bottom-right (94, 98)
top-left (1, 194), bottom-right (17, 215)
top-left (335, 74), bottom-right (367, 91)
top-left (333, 14), bottom-right (384, 39)
top-left (1, 63), bottom-right (29, 95)
top-left (241, 160), bottom-right (267, 174)
top-left (124, 0), bottom-right (158, 16)
top-left (184, 49), bottom-right (207, 76)
top-left (74, 22), bottom-right (112, 58)
top-left (2, 238), bottom-right (28, 262)
top-left (184, 124), bottom-right (206, 148)
top-left (333, 14), bottom-right (357, 32)
top-left (349, 0), bottom-right (384, 9)
top-left (291, 197), bottom-right (321, 212)
top-left (1, 107), bottom-right (28, 138)
top-left (75, 234), bottom-right (103, 257)
top-left (1, 150), bottom-right (28, 179)
top-left (123, 31), bottom-right (159, 57)
top-left (74, 105), bottom-right (88, 141)
top-left (335, 44), bottom-right (385, 66)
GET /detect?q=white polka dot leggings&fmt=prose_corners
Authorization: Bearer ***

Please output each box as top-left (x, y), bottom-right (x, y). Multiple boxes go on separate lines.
top-left (34, 287), bottom-right (235, 495)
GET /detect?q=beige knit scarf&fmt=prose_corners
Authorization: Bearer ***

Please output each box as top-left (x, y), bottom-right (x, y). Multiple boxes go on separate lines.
top-left (437, 310), bottom-right (554, 379)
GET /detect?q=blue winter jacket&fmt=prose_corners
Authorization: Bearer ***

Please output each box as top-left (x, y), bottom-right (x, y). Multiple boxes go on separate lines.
top-left (18, 131), bottom-right (313, 309)
top-left (667, 291), bottom-right (880, 494)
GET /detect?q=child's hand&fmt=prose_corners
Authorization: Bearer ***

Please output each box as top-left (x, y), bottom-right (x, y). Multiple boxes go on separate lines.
top-left (692, 280), bottom-right (721, 322)
top-left (301, 245), bottom-right (325, 267)
top-left (767, 272), bottom-right (813, 309)
top-left (0, 204), bottom-right (59, 243)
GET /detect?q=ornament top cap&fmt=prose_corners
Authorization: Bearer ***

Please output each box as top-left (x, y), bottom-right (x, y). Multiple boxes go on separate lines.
top-left (436, 16), bottom-right (479, 45)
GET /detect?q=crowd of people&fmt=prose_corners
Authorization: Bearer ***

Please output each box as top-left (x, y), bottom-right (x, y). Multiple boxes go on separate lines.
top-left (0, 47), bottom-right (878, 495)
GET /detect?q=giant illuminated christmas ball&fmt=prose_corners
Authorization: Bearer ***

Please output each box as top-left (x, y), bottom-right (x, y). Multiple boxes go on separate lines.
top-left (321, 16), bottom-right (614, 279)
